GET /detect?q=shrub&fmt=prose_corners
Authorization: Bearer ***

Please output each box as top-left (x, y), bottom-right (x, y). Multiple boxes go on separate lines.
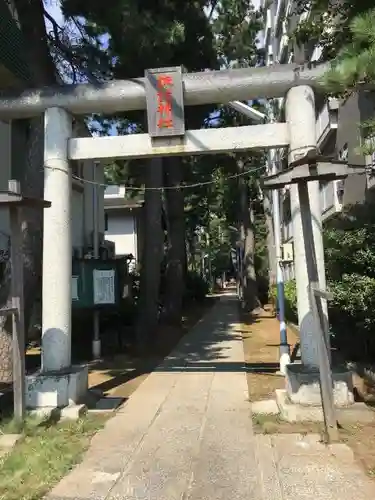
top-left (184, 271), bottom-right (209, 302)
top-left (271, 274), bottom-right (375, 360)
top-left (284, 280), bottom-right (298, 323)
top-left (328, 274), bottom-right (375, 359)
top-left (322, 202), bottom-right (375, 360)
top-left (269, 282), bottom-right (276, 303)
top-left (257, 274), bottom-right (270, 305)
top-left (270, 279), bottom-right (298, 324)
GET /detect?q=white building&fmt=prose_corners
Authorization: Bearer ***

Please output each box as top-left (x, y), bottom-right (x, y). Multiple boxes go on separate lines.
top-left (0, 118), bottom-right (105, 263)
top-left (261, 0), bottom-right (375, 280)
top-left (70, 121), bottom-right (105, 257)
top-left (104, 185), bottom-right (144, 269)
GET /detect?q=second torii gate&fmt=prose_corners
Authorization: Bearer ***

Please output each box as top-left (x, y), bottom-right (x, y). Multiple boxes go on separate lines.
top-left (0, 62), bottom-right (356, 417)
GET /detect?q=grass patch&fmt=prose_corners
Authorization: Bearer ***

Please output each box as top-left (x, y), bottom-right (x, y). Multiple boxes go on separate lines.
top-left (252, 413), bottom-right (320, 435)
top-left (0, 414), bottom-right (106, 500)
top-left (252, 413), bottom-right (288, 434)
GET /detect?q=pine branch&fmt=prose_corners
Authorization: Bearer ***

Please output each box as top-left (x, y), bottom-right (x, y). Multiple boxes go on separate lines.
top-left (322, 8), bottom-right (375, 93)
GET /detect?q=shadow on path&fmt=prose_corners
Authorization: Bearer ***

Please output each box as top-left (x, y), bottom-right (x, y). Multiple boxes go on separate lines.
top-left (88, 295), bottom-right (258, 395)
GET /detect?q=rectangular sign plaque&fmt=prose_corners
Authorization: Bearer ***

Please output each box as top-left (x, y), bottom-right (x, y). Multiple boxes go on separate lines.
top-left (93, 269), bottom-right (115, 305)
top-left (145, 66), bottom-right (185, 138)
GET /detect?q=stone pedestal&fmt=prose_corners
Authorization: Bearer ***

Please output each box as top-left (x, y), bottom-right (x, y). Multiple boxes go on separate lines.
top-left (275, 389), bottom-right (375, 423)
top-left (285, 363), bottom-right (354, 407)
top-left (25, 365), bottom-right (88, 409)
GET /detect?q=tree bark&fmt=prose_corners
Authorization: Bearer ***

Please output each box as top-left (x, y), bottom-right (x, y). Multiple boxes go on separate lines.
top-left (0, 0), bottom-right (55, 383)
top-left (13, 0), bottom-right (57, 86)
top-left (161, 157), bottom-right (186, 325)
top-left (263, 190), bottom-right (276, 286)
top-left (238, 162), bottom-right (260, 312)
top-left (135, 159), bottom-right (164, 351)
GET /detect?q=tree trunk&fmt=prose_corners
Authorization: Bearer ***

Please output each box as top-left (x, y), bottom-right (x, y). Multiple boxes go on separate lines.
top-left (243, 203), bottom-right (260, 311)
top-left (13, 0), bottom-right (57, 87)
top-left (161, 157), bottom-right (186, 325)
top-left (263, 190), bottom-right (276, 286)
top-left (238, 162), bottom-right (260, 312)
top-left (0, 0), bottom-right (55, 383)
top-left (135, 159), bottom-right (164, 350)
top-left (186, 232), bottom-right (197, 272)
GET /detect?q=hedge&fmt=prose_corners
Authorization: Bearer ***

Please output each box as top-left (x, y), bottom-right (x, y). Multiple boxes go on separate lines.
top-left (271, 276), bottom-right (375, 360)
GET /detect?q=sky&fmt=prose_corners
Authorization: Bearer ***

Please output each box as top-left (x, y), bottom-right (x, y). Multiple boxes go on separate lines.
top-left (44, 0), bottom-right (64, 30)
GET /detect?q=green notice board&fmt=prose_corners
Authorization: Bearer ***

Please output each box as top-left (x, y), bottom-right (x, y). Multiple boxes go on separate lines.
top-left (72, 259), bottom-right (121, 309)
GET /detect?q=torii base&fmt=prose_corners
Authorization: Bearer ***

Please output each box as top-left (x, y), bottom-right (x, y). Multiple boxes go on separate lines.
top-left (25, 364), bottom-right (88, 409)
top-left (275, 389), bottom-right (375, 424)
top-left (285, 363), bottom-right (354, 407)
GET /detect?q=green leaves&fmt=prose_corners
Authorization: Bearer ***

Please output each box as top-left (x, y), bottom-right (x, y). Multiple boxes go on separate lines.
top-left (211, 0), bottom-right (262, 67)
top-left (292, 0), bottom-right (375, 62)
top-left (329, 275), bottom-right (375, 329)
top-left (350, 9), bottom-right (375, 44)
top-left (324, 202), bottom-right (375, 280)
top-left (321, 7), bottom-right (375, 93)
top-left (321, 202), bottom-right (375, 353)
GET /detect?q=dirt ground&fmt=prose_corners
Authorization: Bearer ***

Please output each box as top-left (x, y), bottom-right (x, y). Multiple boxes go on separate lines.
top-left (241, 305), bottom-right (375, 478)
top-left (241, 307), bottom-right (299, 402)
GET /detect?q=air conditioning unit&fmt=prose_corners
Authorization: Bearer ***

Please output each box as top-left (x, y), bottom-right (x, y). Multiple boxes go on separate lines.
top-left (281, 243), bottom-right (294, 263)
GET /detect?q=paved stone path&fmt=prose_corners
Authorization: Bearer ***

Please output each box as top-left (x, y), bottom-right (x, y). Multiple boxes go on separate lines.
top-left (47, 294), bottom-right (375, 500)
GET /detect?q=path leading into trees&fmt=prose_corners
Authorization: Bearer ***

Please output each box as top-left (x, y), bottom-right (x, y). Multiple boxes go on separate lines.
top-left (47, 294), bottom-right (375, 500)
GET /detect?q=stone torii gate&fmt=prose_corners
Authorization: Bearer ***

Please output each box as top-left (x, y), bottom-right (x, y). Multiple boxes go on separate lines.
top-left (0, 62), bottom-right (354, 416)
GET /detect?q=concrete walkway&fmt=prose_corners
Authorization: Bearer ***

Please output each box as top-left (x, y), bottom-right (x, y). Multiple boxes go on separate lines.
top-left (47, 294), bottom-right (375, 500)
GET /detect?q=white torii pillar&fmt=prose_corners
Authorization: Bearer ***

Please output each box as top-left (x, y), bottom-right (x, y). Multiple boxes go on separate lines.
top-left (42, 107), bottom-right (72, 372)
top-left (286, 86), bottom-right (327, 369)
top-left (26, 106), bottom-right (84, 409)
top-left (284, 86), bottom-right (337, 406)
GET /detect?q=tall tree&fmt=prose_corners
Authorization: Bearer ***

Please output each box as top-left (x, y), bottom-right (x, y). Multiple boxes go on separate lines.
top-left (292, 0), bottom-right (374, 62)
top-left (161, 157), bottom-right (186, 324)
top-left (238, 158), bottom-right (257, 308)
top-left (49, 0), bottom-right (266, 333)
top-left (60, 0), bottom-right (218, 340)
top-left (320, 8), bottom-right (375, 154)
top-left (135, 159), bottom-right (164, 351)
top-left (212, 0), bottom-right (265, 310)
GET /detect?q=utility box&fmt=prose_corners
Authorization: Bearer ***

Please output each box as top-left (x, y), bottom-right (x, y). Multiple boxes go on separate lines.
top-left (72, 259), bottom-right (124, 309)
top-left (281, 243), bottom-right (294, 263)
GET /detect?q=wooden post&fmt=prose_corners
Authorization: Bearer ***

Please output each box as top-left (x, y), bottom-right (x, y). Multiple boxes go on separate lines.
top-left (0, 181), bottom-right (50, 420)
top-left (309, 284), bottom-right (338, 443)
top-left (298, 181), bottom-right (338, 443)
top-left (8, 180), bottom-right (26, 422)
